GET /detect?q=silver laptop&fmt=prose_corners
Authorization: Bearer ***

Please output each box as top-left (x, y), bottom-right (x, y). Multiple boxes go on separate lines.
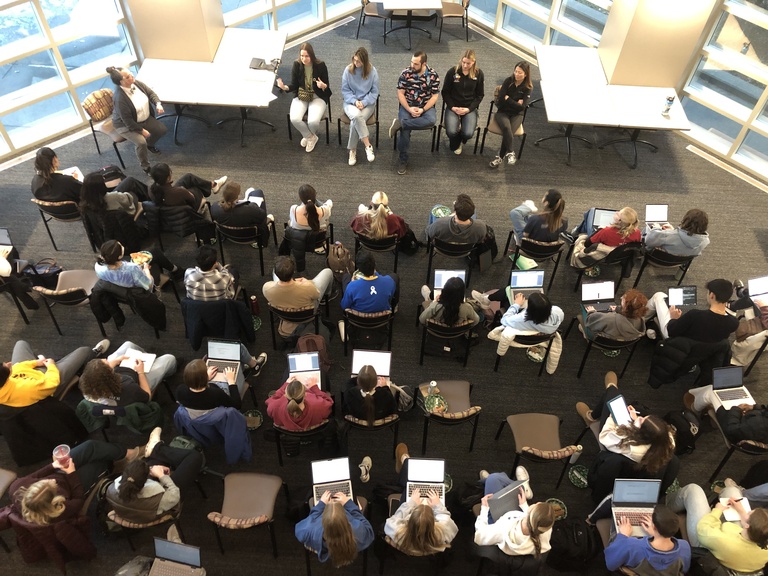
top-left (644, 204), bottom-right (670, 230)
top-left (148, 537), bottom-right (202, 576)
top-left (351, 349), bottom-right (391, 377)
top-left (488, 480), bottom-right (527, 522)
top-left (510, 269), bottom-right (545, 298)
top-left (748, 275), bottom-right (768, 302)
top-left (592, 208), bottom-right (617, 232)
top-left (668, 285), bottom-right (697, 308)
top-left (406, 458), bottom-right (445, 505)
top-left (712, 366), bottom-right (755, 410)
top-left (607, 394), bottom-right (633, 426)
top-left (582, 281), bottom-right (615, 312)
top-left (611, 479), bottom-right (661, 537)
top-left (312, 457), bottom-right (353, 504)
top-left (205, 339), bottom-right (241, 387)
top-left (433, 269), bottom-right (466, 300)
top-left (288, 352), bottom-right (321, 387)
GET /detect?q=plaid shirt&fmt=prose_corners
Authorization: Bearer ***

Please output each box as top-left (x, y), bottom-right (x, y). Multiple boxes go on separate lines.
top-left (397, 65), bottom-right (440, 108)
top-left (184, 266), bottom-right (234, 301)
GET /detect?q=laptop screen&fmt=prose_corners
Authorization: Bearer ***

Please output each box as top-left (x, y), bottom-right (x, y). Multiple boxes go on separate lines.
top-left (645, 204), bottom-right (668, 222)
top-left (407, 458), bottom-right (445, 482)
top-left (288, 352), bottom-right (319, 372)
top-left (712, 366), bottom-right (743, 391)
top-left (613, 479), bottom-right (660, 505)
top-left (434, 269), bottom-right (466, 289)
top-left (154, 537), bottom-right (201, 567)
top-left (668, 286), bottom-right (697, 306)
top-left (581, 281), bottom-right (615, 302)
top-left (510, 270), bottom-right (545, 289)
top-left (593, 208), bottom-right (616, 229)
top-left (351, 350), bottom-right (391, 376)
top-left (311, 457), bottom-right (350, 483)
top-left (748, 276), bottom-right (768, 298)
top-left (207, 339), bottom-right (240, 361)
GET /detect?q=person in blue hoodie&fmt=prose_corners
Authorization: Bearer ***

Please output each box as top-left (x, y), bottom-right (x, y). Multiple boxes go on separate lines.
top-left (295, 491), bottom-right (374, 567)
top-left (604, 504), bottom-right (691, 575)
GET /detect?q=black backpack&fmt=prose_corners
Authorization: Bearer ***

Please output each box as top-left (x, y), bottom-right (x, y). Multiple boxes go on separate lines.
top-left (546, 518), bottom-right (602, 572)
top-left (664, 409), bottom-right (702, 455)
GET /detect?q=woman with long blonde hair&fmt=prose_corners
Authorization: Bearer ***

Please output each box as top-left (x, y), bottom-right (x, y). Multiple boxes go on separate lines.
top-left (570, 206), bottom-right (641, 273)
top-left (441, 49), bottom-right (484, 155)
top-left (350, 191), bottom-right (408, 240)
top-left (265, 377), bottom-right (333, 431)
top-left (342, 46), bottom-right (379, 165)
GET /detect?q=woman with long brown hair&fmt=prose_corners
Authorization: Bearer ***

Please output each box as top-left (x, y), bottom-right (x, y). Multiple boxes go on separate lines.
top-left (31, 147), bottom-right (81, 202)
top-left (295, 491), bottom-right (374, 567)
top-left (343, 365), bottom-right (397, 426)
top-left (288, 184), bottom-right (333, 234)
top-left (342, 46), bottom-right (379, 165)
top-left (508, 189), bottom-right (567, 247)
top-left (489, 61), bottom-right (532, 168)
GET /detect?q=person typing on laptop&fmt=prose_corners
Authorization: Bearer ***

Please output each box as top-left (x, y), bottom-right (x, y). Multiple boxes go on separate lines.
top-left (684, 381), bottom-right (766, 446)
top-left (644, 208), bottom-right (709, 257)
top-left (342, 365), bottom-right (397, 426)
top-left (582, 289), bottom-right (647, 341)
top-left (570, 207), bottom-right (641, 276)
top-left (266, 377), bottom-right (333, 431)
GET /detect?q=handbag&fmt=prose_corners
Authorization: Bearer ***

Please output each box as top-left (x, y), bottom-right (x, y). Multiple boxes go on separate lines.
top-left (389, 382), bottom-right (414, 412)
top-left (297, 86), bottom-right (314, 102)
top-left (22, 258), bottom-right (63, 289)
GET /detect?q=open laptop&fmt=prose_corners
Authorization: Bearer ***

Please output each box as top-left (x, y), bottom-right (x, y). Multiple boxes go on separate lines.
top-left (606, 394), bottom-right (633, 426)
top-left (581, 281), bottom-right (615, 312)
top-left (712, 365), bottom-right (755, 410)
top-left (312, 457), bottom-right (353, 504)
top-left (433, 269), bottom-right (466, 300)
top-left (510, 269), bottom-right (545, 298)
top-left (592, 208), bottom-right (617, 232)
top-left (611, 479), bottom-right (661, 537)
top-left (205, 339), bottom-right (241, 387)
top-left (748, 275), bottom-right (768, 302)
top-left (288, 351), bottom-right (321, 386)
top-left (351, 349), bottom-right (391, 378)
top-left (668, 285), bottom-right (697, 308)
top-left (148, 537), bottom-right (202, 576)
top-left (644, 204), bottom-right (670, 230)
top-left (488, 480), bottom-right (527, 522)
top-left (406, 458), bottom-right (446, 505)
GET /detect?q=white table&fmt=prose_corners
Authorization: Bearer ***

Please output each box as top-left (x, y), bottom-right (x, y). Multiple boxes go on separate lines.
top-left (383, 0), bottom-right (443, 50)
top-left (137, 29), bottom-right (287, 146)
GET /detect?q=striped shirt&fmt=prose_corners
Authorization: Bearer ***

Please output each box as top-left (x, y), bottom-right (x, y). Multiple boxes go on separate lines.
top-left (184, 266), bottom-right (234, 301)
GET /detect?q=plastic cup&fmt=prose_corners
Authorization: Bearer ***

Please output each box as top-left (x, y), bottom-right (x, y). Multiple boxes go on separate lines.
top-left (52, 444), bottom-right (71, 467)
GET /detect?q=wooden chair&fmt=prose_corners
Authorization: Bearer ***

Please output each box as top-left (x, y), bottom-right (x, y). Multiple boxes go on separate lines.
top-left (438, 0), bottom-right (470, 42)
top-left (81, 88), bottom-right (127, 168)
top-left (416, 380), bottom-right (480, 455)
top-left (338, 96), bottom-right (380, 148)
top-left (215, 220), bottom-right (277, 276)
top-left (30, 199), bottom-right (86, 251)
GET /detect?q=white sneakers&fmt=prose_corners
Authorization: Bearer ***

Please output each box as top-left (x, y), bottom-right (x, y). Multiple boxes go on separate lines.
top-left (212, 176), bottom-right (228, 193)
top-left (515, 465), bottom-right (533, 500)
top-left (471, 290), bottom-right (491, 309)
top-left (389, 118), bottom-right (401, 138)
top-left (365, 145), bottom-right (375, 162)
top-left (505, 151), bottom-right (517, 165)
top-left (349, 146), bottom-right (375, 165)
top-left (305, 134), bottom-right (319, 153)
top-left (421, 285), bottom-right (432, 302)
top-left (349, 149), bottom-right (357, 166)
top-left (489, 156), bottom-right (503, 168)
top-left (454, 143), bottom-right (463, 155)
top-left (523, 199), bottom-right (537, 212)
top-left (300, 137), bottom-right (307, 148)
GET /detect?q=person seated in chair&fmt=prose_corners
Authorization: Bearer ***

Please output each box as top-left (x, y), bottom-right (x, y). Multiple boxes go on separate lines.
top-left (604, 504), bottom-right (691, 575)
top-left (508, 189), bottom-right (568, 247)
top-left (644, 279), bottom-right (739, 341)
top-left (570, 207), bottom-right (641, 274)
top-left (79, 171), bottom-right (148, 218)
top-left (419, 277), bottom-right (479, 328)
top-left (95, 240), bottom-right (182, 293)
top-left (266, 377), bottom-right (333, 431)
top-left (343, 365), bottom-right (396, 425)
top-left (581, 288), bottom-right (647, 341)
top-left (0, 339), bottom-right (109, 409)
top-left (385, 443), bottom-right (458, 555)
top-left (341, 252), bottom-right (399, 314)
top-left (426, 193), bottom-right (487, 246)
top-left (107, 428), bottom-right (204, 523)
top-left (184, 245), bottom-right (237, 301)
top-left (729, 280), bottom-right (768, 367)
top-left (472, 291), bottom-right (563, 334)
top-left (30, 147), bottom-right (82, 202)
top-left (685, 387), bottom-right (768, 445)
top-left (210, 182), bottom-right (273, 246)
top-left (148, 162), bottom-right (226, 214)
top-left (350, 191), bottom-right (408, 241)
top-left (295, 490), bottom-right (374, 567)
top-left (79, 341), bottom-right (177, 400)
top-left (175, 355), bottom-right (267, 412)
top-left (644, 208), bottom-right (709, 257)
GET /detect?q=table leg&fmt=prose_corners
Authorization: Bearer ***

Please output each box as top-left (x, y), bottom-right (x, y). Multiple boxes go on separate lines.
top-left (157, 103), bottom-right (211, 146)
top-left (534, 124), bottom-right (592, 165)
top-left (216, 108), bottom-right (276, 147)
top-left (384, 10), bottom-right (434, 50)
top-left (598, 129), bottom-right (658, 169)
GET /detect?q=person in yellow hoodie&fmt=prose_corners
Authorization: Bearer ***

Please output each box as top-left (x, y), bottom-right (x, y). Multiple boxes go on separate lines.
top-left (0, 338), bottom-right (110, 408)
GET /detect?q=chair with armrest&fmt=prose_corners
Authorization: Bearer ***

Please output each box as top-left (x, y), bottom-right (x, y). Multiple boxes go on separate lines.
top-left (30, 199), bottom-right (87, 252)
top-left (339, 96), bottom-right (380, 148)
top-left (632, 248), bottom-right (696, 288)
top-left (425, 237), bottom-right (475, 287)
top-left (81, 88), bottom-right (127, 168)
top-left (416, 380), bottom-right (480, 455)
top-left (215, 220), bottom-right (278, 276)
top-left (354, 232), bottom-right (399, 273)
top-left (438, 0), bottom-right (470, 42)
top-left (32, 269), bottom-right (99, 336)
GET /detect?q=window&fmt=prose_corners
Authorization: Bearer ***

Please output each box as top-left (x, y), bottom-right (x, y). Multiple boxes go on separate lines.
top-left (469, 0), bottom-right (499, 26)
top-left (276, 0), bottom-right (321, 33)
top-left (557, 0), bottom-right (611, 40)
top-left (735, 129), bottom-right (768, 172)
top-left (681, 97), bottom-right (743, 154)
top-left (688, 57), bottom-right (765, 119)
top-left (501, 4), bottom-right (546, 46)
top-left (1, 92), bottom-right (80, 148)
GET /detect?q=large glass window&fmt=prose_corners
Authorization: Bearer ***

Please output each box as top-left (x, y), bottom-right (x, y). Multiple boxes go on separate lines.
top-left (0, 3), bottom-right (46, 61)
top-left (469, 0), bottom-right (499, 26)
top-left (1, 92), bottom-right (80, 148)
top-left (709, 10), bottom-right (768, 67)
top-left (501, 5), bottom-right (546, 46)
top-left (688, 57), bottom-right (765, 119)
top-left (681, 97), bottom-right (743, 154)
top-left (557, 0), bottom-right (610, 40)
top-left (735, 129), bottom-right (768, 172)
top-left (276, 0), bottom-right (321, 33)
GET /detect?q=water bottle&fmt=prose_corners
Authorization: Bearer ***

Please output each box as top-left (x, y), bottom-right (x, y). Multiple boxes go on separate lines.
top-left (249, 295), bottom-right (260, 315)
top-left (661, 95), bottom-right (674, 116)
top-left (428, 380), bottom-right (437, 396)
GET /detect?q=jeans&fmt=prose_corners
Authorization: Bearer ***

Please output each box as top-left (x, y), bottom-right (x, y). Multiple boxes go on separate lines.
top-left (108, 341), bottom-right (177, 392)
top-left (665, 483), bottom-right (742, 547)
top-left (119, 116), bottom-right (167, 171)
top-left (509, 203), bottom-right (533, 246)
top-left (644, 292), bottom-right (672, 338)
top-left (70, 439), bottom-right (126, 491)
top-left (574, 208), bottom-right (596, 236)
top-left (344, 103), bottom-right (375, 149)
top-left (397, 105), bottom-right (436, 162)
top-left (11, 340), bottom-right (96, 399)
top-left (494, 112), bottom-right (523, 157)
top-left (290, 96), bottom-right (327, 139)
top-left (147, 443), bottom-right (204, 492)
top-left (482, 472), bottom-right (519, 524)
top-left (444, 108), bottom-right (478, 151)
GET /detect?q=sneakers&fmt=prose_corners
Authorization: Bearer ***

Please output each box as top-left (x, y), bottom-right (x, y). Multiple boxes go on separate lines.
top-left (348, 149), bottom-right (357, 166)
top-left (147, 146), bottom-right (161, 154)
top-left (489, 156), bottom-right (503, 168)
top-left (560, 230), bottom-right (576, 243)
top-left (250, 353), bottom-right (268, 377)
top-left (365, 145), bottom-right (375, 162)
top-left (166, 524), bottom-right (182, 544)
top-left (92, 339), bottom-right (110, 356)
top-left (523, 199), bottom-right (537, 212)
top-left (397, 161), bottom-right (407, 175)
top-left (724, 478), bottom-right (744, 490)
top-left (576, 402), bottom-right (597, 426)
top-left (505, 152), bottom-right (517, 165)
top-left (389, 118), bottom-right (401, 138)
top-left (212, 176), bottom-right (228, 193)
top-left (145, 427), bottom-right (162, 458)
top-left (359, 456), bottom-right (372, 483)
top-left (300, 137), bottom-right (308, 148)
top-left (305, 133), bottom-right (319, 153)
top-left (454, 143), bottom-right (463, 155)
top-left (266, 214), bottom-right (275, 225)
top-left (479, 469), bottom-right (489, 481)
top-left (471, 290), bottom-right (491, 309)
top-left (604, 371), bottom-right (618, 389)
top-left (337, 320), bottom-right (346, 342)
top-left (515, 466), bottom-right (533, 500)
top-left (395, 443), bottom-right (409, 474)
top-left (421, 285), bottom-right (432, 302)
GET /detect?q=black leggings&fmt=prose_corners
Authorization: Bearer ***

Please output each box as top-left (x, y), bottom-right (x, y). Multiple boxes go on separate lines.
top-left (146, 443), bottom-right (204, 492)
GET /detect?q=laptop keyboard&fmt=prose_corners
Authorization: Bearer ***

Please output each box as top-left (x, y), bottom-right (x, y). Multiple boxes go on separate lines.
top-left (407, 483), bottom-right (445, 501)
top-left (314, 482), bottom-right (352, 504)
top-left (208, 360), bottom-right (239, 370)
top-left (614, 508), bottom-right (650, 526)
top-left (150, 559), bottom-right (197, 576)
top-left (717, 389), bottom-right (748, 401)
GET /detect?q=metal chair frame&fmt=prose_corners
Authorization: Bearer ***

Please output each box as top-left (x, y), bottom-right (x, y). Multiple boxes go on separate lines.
top-left (215, 220), bottom-right (278, 276)
top-left (425, 237), bottom-right (475, 287)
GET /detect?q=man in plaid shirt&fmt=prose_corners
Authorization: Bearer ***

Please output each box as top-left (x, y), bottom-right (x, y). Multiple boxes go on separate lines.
top-left (390, 51), bottom-right (440, 176)
top-left (184, 245), bottom-right (237, 301)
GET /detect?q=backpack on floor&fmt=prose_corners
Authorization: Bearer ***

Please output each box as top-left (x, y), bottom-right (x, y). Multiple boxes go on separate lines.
top-left (664, 409), bottom-right (702, 455)
top-left (297, 333), bottom-right (332, 373)
top-left (546, 517), bottom-right (602, 572)
top-left (327, 241), bottom-right (354, 284)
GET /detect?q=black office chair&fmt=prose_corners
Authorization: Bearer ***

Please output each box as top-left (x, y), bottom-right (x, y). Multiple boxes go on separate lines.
top-left (632, 248), bottom-right (696, 288)
top-left (425, 237), bottom-right (475, 287)
top-left (338, 96), bottom-right (380, 149)
top-left (419, 318), bottom-right (475, 367)
top-left (572, 242), bottom-right (643, 293)
top-left (493, 331), bottom-right (557, 375)
top-left (342, 308), bottom-right (395, 356)
top-left (30, 199), bottom-right (86, 251)
top-left (504, 235), bottom-right (565, 291)
top-left (564, 316), bottom-right (642, 378)
top-left (273, 421), bottom-right (330, 467)
top-left (215, 220), bottom-right (277, 276)
top-left (354, 232), bottom-right (399, 273)
top-left (267, 304), bottom-right (320, 350)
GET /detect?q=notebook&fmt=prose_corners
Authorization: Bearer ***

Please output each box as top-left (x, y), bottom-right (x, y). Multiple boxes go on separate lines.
top-left (592, 208), bottom-right (617, 231)
top-left (351, 349), bottom-right (391, 377)
top-left (433, 269), bottom-right (466, 300)
top-left (205, 339), bottom-right (241, 387)
top-left (406, 458), bottom-right (445, 505)
top-left (712, 365), bottom-right (755, 410)
top-left (581, 281), bottom-right (615, 312)
top-left (720, 497), bottom-right (752, 523)
top-left (288, 352), bottom-right (321, 387)
top-left (488, 480), bottom-right (527, 521)
top-left (611, 479), bottom-right (661, 537)
top-left (119, 348), bottom-right (156, 372)
top-left (748, 275), bottom-right (768, 302)
top-left (509, 269), bottom-right (545, 298)
top-left (668, 285), bottom-right (697, 307)
top-left (59, 166), bottom-right (83, 182)
top-left (606, 394), bottom-right (633, 426)
top-left (644, 204), bottom-right (670, 230)
top-left (148, 537), bottom-right (203, 576)
top-left (312, 457), bottom-right (353, 504)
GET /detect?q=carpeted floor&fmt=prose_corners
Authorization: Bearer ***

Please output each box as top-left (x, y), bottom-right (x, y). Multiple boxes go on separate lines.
top-left (1, 17), bottom-right (767, 576)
